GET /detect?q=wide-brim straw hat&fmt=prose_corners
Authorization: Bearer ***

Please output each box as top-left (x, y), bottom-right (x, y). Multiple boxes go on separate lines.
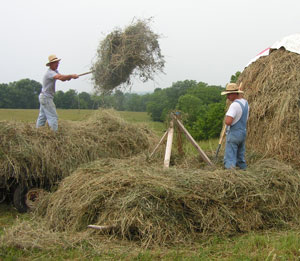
top-left (46, 55), bottom-right (61, 66)
top-left (221, 83), bottom-right (244, 95)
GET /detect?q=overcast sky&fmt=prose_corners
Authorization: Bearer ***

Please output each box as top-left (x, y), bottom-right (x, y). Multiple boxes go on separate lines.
top-left (1, 0), bottom-right (299, 94)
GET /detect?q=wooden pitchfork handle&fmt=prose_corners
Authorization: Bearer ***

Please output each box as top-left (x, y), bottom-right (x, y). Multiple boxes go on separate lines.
top-left (77, 70), bottom-right (94, 77)
top-left (215, 123), bottom-right (226, 159)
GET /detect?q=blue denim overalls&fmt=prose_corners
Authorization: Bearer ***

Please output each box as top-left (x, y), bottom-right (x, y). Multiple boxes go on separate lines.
top-left (224, 100), bottom-right (248, 169)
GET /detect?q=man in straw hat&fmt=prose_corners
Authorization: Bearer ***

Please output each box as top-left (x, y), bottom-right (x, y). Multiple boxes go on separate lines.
top-left (36, 55), bottom-right (79, 131)
top-left (221, 83), bottom-right (249, 169)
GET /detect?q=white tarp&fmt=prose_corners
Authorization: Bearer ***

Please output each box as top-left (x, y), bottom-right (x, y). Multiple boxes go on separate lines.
top-left (246, 33), bottom-right (300, 67)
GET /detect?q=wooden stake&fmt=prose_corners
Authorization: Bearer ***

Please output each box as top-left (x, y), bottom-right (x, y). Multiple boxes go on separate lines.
top-left (164, 121), bottom-right (174, 168)
top-left (175, 114), bottom-right (184, 156)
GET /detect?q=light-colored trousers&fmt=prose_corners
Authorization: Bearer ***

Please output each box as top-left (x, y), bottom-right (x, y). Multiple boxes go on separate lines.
top-left (36, 94), bottom-right (58, 131)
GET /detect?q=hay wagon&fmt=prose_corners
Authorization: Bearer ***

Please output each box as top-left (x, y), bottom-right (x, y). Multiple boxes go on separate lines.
top-left (0, 110), bottom-right (150, 212)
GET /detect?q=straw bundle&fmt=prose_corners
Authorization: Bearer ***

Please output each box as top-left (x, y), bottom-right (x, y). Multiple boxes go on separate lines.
top-left (237, 49), bottom-right (300, 165)
top-left (0, 109), bottom-right (150, 189)
top-left (31, 157), bottom-right (300, 247)
top-left (92, 18), bottom-right (165, 91)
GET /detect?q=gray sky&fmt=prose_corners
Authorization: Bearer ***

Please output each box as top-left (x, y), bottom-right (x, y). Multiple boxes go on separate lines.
top-left (1, 0), bottom-right (299, 94)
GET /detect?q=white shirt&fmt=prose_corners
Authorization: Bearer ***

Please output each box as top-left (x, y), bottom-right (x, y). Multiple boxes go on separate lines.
top-left (226, 98), bottom-right (249, 126)
top-left (41, 69), bottom-right (59, 98)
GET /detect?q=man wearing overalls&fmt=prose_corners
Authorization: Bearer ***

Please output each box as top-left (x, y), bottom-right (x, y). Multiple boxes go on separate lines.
top-left (221, 83), bottom-right (249, 169)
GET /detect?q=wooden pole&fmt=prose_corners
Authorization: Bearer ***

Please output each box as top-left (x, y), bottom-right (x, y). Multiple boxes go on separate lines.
top-left (175, 113), bottom-right (184, 156)
top-left (149, 129), bottom-right (169, 158)
top-left (164, 121), bottom-right (174, 168)
top-left (172, 115), bottom-right (214, 167)
top-left (78, 70), bottom-right (94, 77)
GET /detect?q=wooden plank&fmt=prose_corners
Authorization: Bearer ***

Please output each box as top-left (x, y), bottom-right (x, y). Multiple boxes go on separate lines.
top-left (163, 121), bottom-right (174, 168)
top-left (172, 115), bottom-right (214, 167)
top-left (149, 129), bottom-right (169, 158)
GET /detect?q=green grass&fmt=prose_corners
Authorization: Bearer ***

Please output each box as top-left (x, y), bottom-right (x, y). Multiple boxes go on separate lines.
top-left (1, 109), bottom-right (300, 260)
top-left (1, 201), bottom-right (300, 261)
top-left (117, 111), bottom-right (166, 135)
top-left (0, 109), bottom-right (95, 122)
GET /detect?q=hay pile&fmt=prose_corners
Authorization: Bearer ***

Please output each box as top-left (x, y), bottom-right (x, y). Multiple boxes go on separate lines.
top-left (237, 49), bottom-right (300, 165)
top-left (92, 18), bottom-right (165, 91)
top-left (0, 110), bottom-right (150, 189)
top-left (14, 157), bottom-right (298, 248)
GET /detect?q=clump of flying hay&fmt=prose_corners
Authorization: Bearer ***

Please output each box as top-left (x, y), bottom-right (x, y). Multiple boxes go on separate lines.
top-left (237, 49), bottom-right (300, 166)
top-left (0, 109), bottom-right (151, 190)
top-left (14, 157), bottom-right (299, 248)
top-left (92, 18), bottom-right (165, 91)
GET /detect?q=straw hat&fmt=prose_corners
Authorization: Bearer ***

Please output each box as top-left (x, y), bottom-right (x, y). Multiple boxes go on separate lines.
top-left (221, 83), bottom-right (244, 95)
top-left (46, 55), bottom-right (61, 66)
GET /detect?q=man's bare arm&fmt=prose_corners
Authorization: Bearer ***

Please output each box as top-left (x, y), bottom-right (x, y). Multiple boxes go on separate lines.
top-left (54, 74), bottom-right (79, 81)
top-left (225, 116), bottom-right (234, 126)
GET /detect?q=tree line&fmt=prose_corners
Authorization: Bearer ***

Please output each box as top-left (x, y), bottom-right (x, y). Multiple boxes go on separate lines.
top-left (0, 79), bottom-right (150, 111)
top-left (0, 76), bottom-right (242, 140)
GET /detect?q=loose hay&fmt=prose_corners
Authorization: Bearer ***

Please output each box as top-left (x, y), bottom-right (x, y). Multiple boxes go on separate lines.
top-left (92, 18), bottom-right (165, 91)
top-left (22, 157), bottom-right (300, 248)
top-left (237, 49), bottom-right (300, 166)
top-left (0, 109), bottom-right (151, 189)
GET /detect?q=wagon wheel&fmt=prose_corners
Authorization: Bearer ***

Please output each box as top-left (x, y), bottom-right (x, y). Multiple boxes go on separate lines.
top-left (0, 189), bottom-right (6, 203)
top-left (13, 185), bottom-right (46, 213)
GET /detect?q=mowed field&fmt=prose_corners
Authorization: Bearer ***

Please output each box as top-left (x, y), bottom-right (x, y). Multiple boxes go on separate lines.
top-left (1, 109), bottom-right (300, 260)
top-left (0, 109), bottom-right (166, 134)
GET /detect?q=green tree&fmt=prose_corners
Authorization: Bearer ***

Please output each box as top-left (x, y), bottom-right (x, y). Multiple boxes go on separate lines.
top-left (230, 71), bottom-right (241, 83)
top-left (0, 83), bottom-right (13, 108)
top-left (113, 90), bottom-right (125, 111)
top-left (10, 79), bottom-right (41, 108)
top-left (62, 89), bottom-right (78, 109)
top-left (54, 90), bottom-right (65, 108)
top-left (146, 89), bottom-right (168, 121)
top-left (190, 102), bottom-right (225, 140)
top-left (146, 80), bottom-right (197, 121)
top-left (78, 92), bottom-right (93, 109)
top-left (187, 82), bottom-right (224, 105)
top-left (177, 94), bottom-right (204, 123)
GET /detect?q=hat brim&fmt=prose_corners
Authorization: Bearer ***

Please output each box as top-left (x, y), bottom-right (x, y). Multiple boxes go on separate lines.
top-left (46, 58), bottom-right (61, 66)
top-left (221, 90), bottom-right (244, 95)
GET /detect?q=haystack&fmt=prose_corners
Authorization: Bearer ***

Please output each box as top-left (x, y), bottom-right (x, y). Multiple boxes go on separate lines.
top-left (29, 157), bottom-right (300, 247)
top-left (92, 18), bottom-right (165, 92)
top-left (0, 110), bottom-right (151, 189)
top-left (237, 48), bottom-right (300, 166)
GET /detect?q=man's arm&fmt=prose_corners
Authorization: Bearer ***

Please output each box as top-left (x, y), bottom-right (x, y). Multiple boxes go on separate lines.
top-left (54, 74), bottom-right (79, 81)
top-left (225, 115), bottom-right (234, 126)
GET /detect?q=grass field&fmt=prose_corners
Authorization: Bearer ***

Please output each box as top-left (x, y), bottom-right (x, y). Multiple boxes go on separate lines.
top-left (0, 109), bottom-right (166, 135)
top-left (0, 109), bottom-right (299, 260)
